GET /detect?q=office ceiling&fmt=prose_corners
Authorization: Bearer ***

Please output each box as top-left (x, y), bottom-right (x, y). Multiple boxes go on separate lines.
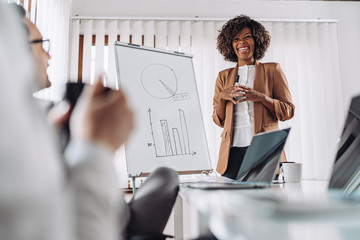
top-left (71, 0), bottom-right (359, 17)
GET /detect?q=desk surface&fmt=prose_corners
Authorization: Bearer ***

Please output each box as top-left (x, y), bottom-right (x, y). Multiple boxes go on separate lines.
top-left (180, 180), bottom-right (360, 240)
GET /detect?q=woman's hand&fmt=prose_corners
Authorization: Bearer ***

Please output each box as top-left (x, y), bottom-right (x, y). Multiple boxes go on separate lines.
top-left (235, 85), bottom-right (264, 103)
top-left (219, 85), bottom-right (244, 104)
top-left (236, 85), bottom-right (275, 112)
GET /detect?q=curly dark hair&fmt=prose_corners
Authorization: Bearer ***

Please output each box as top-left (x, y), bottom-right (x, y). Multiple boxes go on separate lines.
top-left (217, 15), bottom-right (271, 62)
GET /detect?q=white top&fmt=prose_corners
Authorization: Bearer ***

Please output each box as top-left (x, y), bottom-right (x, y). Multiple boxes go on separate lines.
top-left (231, 65), bottom-right (255, 147)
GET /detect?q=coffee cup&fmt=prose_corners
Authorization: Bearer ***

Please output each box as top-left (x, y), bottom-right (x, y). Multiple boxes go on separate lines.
top-left (280, 162), bottom-right (302, 183)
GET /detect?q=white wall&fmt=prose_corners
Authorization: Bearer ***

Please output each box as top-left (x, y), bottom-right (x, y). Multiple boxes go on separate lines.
top-left (71, 0), bottom-right (360, 109)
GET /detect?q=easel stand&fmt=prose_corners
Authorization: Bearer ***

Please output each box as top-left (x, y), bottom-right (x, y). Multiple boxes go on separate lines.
top-left (131, 176), bottom-right (136, 194)
top-left (128, 170), bottom-right (212, 195)
top-left (128, 173), bottom-right (142, 195)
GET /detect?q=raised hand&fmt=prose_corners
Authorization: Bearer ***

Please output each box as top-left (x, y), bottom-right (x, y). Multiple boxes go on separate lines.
top-left (70, 76), bottom-right (134, 152)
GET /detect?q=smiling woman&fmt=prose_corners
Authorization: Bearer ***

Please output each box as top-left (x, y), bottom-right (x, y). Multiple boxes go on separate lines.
top-left (213, 15), bottom-right (295, 179)
top-left (217, 15), bottom-right (270, 63)
top-left (231, 27), bottom-right (256, 66)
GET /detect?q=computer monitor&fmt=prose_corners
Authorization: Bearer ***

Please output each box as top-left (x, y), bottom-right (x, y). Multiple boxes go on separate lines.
top-left (328, 95), bottom-right (360, 194)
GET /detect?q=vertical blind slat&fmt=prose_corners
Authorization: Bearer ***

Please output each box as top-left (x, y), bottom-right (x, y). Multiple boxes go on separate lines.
top-left (180, 21), bottom-right (191, 53)
top-left (168, 21), bottom-right (179, 51)
top-left (191, 21), bottom-right (204, 107)
top-left (119, 20), bottom-right (130, 43)
top-left (155, 21), bottom-right (167, 49)
top-left (282, 22), bottom-right (300, 166)
top-left (329, 23), bottom-right (344, 131)
top-left (203, 21), bottom-right (217, 168)
top-left (30, 0), bottom-right (37, 22)
top-left (143, 21), bottom-right (155, 47)
top-left (296, 22), bottom-right (315, 179)
top-left (69, 20), bottom-right (80, 82)
top-left (62, 0), bottom-right (71, 85)
top-left (82, 20), bottom-right (93, 84)
top-left (308, 23), bottom-right (323, 179)
top-left (95, 20), bottom-right (105, 82)
top-left (131, 20), bottom-right (142, 45)
top-left (107, 20), bottom-right (118, 88)
top-left (261, 22), bottom-right (274, 62)
top-left (23, 0), bottom-right (29, 12)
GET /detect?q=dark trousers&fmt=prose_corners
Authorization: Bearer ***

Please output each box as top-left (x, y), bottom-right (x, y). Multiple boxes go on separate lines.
top-left (222, 146), bottom-right (248, 180)
top-left (127, 167), bottom-right (179, 239)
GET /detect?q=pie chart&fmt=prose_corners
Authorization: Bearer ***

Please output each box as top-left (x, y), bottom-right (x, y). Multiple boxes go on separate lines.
top-left (141, 64), bottom-right (178, 99)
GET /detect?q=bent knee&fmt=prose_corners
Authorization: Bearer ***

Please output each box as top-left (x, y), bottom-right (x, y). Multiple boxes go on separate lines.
top-left (152, 167), bottom-right (179, 189)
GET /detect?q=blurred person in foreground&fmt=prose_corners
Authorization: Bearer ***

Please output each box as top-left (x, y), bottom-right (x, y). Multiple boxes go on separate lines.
top-left (1, 4), bottom-right (179, 240)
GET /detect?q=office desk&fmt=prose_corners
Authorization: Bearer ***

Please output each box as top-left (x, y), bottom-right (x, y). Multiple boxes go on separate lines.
top-left (177, 180), bottom-right (360, 240)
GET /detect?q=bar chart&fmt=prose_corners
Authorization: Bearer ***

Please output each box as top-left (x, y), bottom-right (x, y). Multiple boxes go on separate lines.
top-left (148, 108), bottom-right (196, 158)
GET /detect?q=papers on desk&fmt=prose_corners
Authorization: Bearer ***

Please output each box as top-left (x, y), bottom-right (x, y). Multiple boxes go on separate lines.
top-left (182, 182), bottom-right (268, 190)
top-left (179, 174), bottom-right (281, 190)
top-left (179, 173), bottom-right (232, 183)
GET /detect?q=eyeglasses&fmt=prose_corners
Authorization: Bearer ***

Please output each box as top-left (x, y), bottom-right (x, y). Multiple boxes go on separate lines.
top-left (29, 39), bottom-right (50, 53)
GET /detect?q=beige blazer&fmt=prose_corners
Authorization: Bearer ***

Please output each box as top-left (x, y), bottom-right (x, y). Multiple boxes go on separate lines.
top-left (212, 61), bottom-right (295, 174)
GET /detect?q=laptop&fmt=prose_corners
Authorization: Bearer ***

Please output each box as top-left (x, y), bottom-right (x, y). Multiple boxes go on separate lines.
top-left (184, 127), bottom-right (291, 190)
top-left (328, 95), bottom-right (360, 196)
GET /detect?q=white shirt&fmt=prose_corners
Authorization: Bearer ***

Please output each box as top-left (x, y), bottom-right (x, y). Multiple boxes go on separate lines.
top-left (0, 6), bottom-right (129, 240)
top-left (231, 65), bottom-right (255, 147)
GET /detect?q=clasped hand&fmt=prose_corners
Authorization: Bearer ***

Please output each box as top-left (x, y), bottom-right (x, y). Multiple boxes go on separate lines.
top-left (220, 85), bottom-right (264, 104)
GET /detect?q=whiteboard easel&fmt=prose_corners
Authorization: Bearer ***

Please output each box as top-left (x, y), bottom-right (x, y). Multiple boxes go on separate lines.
top-left (114, 42), bottom-right (212, 184)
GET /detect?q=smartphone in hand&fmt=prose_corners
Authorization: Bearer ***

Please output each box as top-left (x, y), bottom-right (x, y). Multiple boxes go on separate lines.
top-left (62, 82), bottom-right (112, 146)
top-left (62, 83), bottom-right (85, 146)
